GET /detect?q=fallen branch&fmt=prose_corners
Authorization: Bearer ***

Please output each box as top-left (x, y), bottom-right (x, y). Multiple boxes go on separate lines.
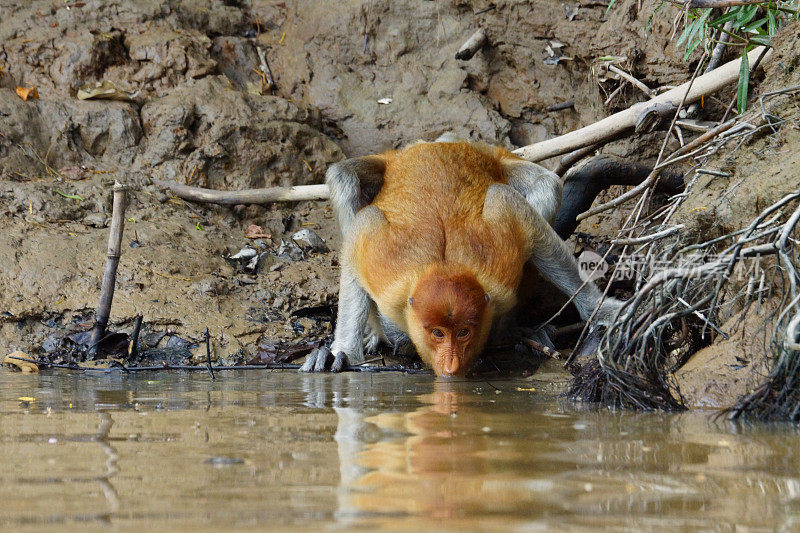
top-left (513, 46), bottom-right (772, 162)
top-left (159, 181), bottom-right (330, 204)
top-left (547, 100), bottom-right (575, 112)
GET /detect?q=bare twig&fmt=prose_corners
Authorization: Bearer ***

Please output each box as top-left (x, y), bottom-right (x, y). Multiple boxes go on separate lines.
top-left (128, 315), bottom-right (143, 357)
top-left (547, 100), bottom-right (575, 112)
top-left (204, 327), bottom-right (215, 380)
top-left (520, 337), bottom-right (563, 359)
top-left (608, 65), bottom-right (654, 98)
top-left (611, 224), bottom-right (685, 245)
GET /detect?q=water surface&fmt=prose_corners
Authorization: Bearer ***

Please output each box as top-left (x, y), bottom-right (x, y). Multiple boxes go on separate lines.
top-left (1, 368), bottom-right (799, 531)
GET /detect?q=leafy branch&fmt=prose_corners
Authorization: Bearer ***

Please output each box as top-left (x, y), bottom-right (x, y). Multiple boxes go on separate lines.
top-left (674, 0), bottom-right (799, 112)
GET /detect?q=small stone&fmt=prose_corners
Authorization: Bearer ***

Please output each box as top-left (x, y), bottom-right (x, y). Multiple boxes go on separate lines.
top-left (277, 239), bottom-right (304, 261)
top-left (292, 229), bottom-right (329, 253)
top-left (84, 213), bottom-right (108, 228)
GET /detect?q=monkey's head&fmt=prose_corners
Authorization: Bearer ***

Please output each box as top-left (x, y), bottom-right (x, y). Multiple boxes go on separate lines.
top-left (407, 266), bottom-right (492, 376)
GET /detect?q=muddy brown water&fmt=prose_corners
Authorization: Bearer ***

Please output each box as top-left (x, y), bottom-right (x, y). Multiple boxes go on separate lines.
top-left (1, 369), bottom-right (799, 531)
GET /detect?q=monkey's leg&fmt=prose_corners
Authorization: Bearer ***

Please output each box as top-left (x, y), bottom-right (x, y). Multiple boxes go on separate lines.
top-left (484, 184), bottom-right (622, 325)
top-left (326, 156), bottom-right (386, 237)
top-left (504, 159), bottom-right (563, 226)
top-left (553, 155), bottom-right (685, 239)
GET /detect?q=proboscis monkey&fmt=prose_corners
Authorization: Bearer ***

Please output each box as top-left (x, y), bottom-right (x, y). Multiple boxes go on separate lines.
top-left (301, 136), bottom-right (623, 376)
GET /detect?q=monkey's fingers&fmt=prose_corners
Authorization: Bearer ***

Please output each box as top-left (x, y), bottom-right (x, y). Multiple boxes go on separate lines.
top-left (330, 351), bottom-right (348, 373)
top-left (364, 333), bottom-right (380, 353)
top-left (299, 346), bottom-right (333, 372)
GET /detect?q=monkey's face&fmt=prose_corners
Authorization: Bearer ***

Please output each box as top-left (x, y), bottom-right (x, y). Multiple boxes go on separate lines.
top-left (421, 323), bottom-right (482, 376)
top-left (407, 269), bottom-right (491, 376)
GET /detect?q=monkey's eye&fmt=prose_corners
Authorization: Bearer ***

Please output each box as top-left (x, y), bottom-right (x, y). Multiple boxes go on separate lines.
top-left (457, 328), bottom-right (470, 338)
top-left (431, 329), bottom-right (445, 338)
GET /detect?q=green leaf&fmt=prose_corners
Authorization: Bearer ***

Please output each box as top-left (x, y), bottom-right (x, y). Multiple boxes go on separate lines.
top-left (750, 34), bottom-right (773, 46)
top-left (686, 9), bottom-right (711, 44)
top-left (710, 10), bottom-right (740, 26)
top-left (737, 51), bottom-right (750, 115)
top-left (195, 222), bottom-right (203, 231)
top-left (55, 190), bottom-right (83, 201)
top-left (733, 4), bottom-right (759, 29)
top-left (767, 10), bottom-right (777, 35)
top-left (684, 32), bottom-right (704, 60)
top-left (742, 16), bottom-right (768, 32)
top-left (676, 19), bottom-right (697, 47)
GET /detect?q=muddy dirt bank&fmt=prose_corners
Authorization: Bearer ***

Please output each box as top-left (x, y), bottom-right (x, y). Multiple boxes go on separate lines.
top-left (1, 1), bottom-right (798, 408)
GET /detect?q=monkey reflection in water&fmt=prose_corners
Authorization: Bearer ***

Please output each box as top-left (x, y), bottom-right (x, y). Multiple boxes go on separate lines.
top-left (331, 381), bottom-right (547, 524)
top-left (302, 135), bottom-right (625, 376)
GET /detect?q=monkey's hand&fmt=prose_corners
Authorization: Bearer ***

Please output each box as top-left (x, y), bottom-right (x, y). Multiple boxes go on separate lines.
top-left (300, 346), bottom-right (352, 373)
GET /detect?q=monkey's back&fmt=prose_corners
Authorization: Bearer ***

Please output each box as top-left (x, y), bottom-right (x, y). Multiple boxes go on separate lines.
top-left (356, 141), bottom-right (531, 316)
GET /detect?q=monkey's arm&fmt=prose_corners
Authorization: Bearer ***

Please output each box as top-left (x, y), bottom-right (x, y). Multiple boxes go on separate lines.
top-left (484, 183), bottom-right (622, 325)
top-left (301, 206), bottom-right (387, 372)
top-left (301, 156), bottom-right (387, 372)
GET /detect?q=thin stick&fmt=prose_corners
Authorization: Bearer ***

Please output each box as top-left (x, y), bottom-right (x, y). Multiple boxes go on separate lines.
top-left (128, 315), bottom-right (143, 357)
top-left (90, 182), bottom-right (127, 351)
top-left (159, 182), bottom-right (330, 205)
top-left (611, 224), bottom-right (684, 245)
top-left (513, 46), bottom-right (772, 162)
top-left (608, 65), bottom-right (654, 98)
top-left (204, 327), bottom-right (215, 380)
top-left (547, 100), bottom-right (575, 112)
top-left (519, 338), bottom-right (563, 360)
top-left (455, 29), bottom-right (487, 60)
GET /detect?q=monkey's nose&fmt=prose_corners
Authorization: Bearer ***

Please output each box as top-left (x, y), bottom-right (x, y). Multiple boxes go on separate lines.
top-left (443, 355), bottom-right (460, 375)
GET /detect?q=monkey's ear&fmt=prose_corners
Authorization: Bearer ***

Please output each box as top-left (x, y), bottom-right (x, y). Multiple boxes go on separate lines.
top-left (484, 293), bottom-right (490, 302)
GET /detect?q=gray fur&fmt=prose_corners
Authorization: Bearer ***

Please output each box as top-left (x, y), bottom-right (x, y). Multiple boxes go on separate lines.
top-left (304, 141), bottom-right (621, 373)
top-left (504, 160), bottom-right (563, 226)
top-left (504, 161), bottom-right (621, 325)
top-left (325, 156), bottom-right (386, 237)
top-left (302, 154), bottom-right (389, 373)
top-left (434, 132), bottom-right (463, 143)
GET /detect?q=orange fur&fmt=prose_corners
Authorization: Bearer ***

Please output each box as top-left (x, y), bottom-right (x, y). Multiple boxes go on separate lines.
top-left (349, 142), bottom-right (530, 376)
